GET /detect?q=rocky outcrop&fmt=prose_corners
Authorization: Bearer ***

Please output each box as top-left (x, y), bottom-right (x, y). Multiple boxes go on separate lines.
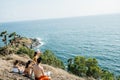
top-left (0, 37), bottom-right (40, 56)
top-left (0, 54), bottom-right (87, 80)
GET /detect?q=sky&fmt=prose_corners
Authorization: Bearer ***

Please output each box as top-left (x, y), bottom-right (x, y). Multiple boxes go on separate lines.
top-left (0, 0), bottom-right (120, 22)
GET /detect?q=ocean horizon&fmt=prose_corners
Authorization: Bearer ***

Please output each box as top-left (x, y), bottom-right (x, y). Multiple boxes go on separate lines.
top-left (0, 14), bottom-right (120, 75)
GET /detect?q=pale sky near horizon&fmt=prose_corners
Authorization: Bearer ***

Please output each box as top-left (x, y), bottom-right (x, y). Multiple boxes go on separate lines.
top-left (0, 0), bottom-right (120, 22)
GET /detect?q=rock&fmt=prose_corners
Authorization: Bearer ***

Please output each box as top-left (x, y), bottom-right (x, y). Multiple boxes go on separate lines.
top-left (0, 54), bottom-right (86, 80)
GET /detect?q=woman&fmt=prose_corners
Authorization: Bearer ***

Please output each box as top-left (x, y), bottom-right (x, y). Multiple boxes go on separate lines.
top-left (12, 60), bottom-right (24, 74)
top-left (24, 60), bottom-right (33, 77)
top-left (33, 49), bottom-right (41, 64)
top-left (33, 52), bottom-right (38, 63)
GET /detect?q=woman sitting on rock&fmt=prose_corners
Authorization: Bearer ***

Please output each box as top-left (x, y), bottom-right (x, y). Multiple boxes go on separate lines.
top-left (33, 49), bottom-right (42, 64)
top-left (24, 60), bottom-right (33, 77)
top-left (12, 60), bottom-right (24, 74)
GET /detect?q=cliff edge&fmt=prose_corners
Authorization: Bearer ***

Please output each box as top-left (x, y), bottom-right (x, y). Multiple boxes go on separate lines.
top-left (0, 54), bottom-right (89, 80)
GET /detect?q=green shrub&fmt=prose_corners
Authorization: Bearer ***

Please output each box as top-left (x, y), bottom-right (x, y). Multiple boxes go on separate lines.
top-left (67, 56), bottom-right (117, 79)
top-left (86, 58), bottom-right (101, 78)
top-left (116, 75), bottom-right (120, 80)
top-left (41, 50), bottom-right (65, 69)
top-left (101, 70), bottom-right (114, 80)
top-left (67, 56), bottom-right (102, 78)
top-left (17, 46), bottom-right (34, 58)
top-left (68, 56), bottom-right (87, 76)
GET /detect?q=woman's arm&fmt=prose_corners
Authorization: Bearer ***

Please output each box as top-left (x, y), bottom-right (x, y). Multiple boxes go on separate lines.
top-left (30, 68), bottom-right (33, 77)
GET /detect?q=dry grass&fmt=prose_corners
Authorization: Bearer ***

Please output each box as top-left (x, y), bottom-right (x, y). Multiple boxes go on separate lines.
top-left (19, 38), bottom-right (32, 45)
top-left (42, 64), bottom-right (85, 80)
top-left (0, 54), bottom-right (31, 80)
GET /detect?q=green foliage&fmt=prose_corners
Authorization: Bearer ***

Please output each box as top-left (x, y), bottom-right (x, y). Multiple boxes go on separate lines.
top-left (68, 56), bottom-right (87, 76)
top-left (8, 32), bottom-right (16, 38)
top-left (67, 56), bottom-right (107, 79)
top-left (86, 58), bottom-right (101, 78)
top-left (116, 76), bottom-right (120, 80)
top-left (41, 50), bottom-right (65, 69)
top-left (0, 31), bottom-right (8, 46)
top-left (8, 32), bottom-right (19, 46)
top-left (101, 70), bottom-right (114, 80)
top-left (67, 56), bottom-right (120, 79)
top-left (0, 31), bottom-right (19, 47)
top-left (17, 46), bottom-right (34, 58)
top-left (0, 31), bottom-right (7, 37)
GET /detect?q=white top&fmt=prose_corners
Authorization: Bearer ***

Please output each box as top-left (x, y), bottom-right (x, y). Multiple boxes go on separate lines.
top-left (12, 67), bottom-right (19, 73)
top-left (12, 67), bottom-right (24, 74)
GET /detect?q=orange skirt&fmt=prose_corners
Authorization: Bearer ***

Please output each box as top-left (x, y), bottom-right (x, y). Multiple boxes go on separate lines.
top-left (35, 75), bottom-right (50, 80)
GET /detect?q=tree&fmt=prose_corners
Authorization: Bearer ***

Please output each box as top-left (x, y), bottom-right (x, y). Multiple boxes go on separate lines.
top-left (74, 56), bottom-right (87, 76)
top-left (116, 75), bottom-right (120, 80)
top-left (68, 56), bottom-right (87, 76)
top-left (0, 31), bottom-right (8, 46)
top-left (67, 56), bottom-right (102, 78)
top-left (8, 32), bottom-right (20, 47)
top-left (101, 70), bottom-right (114, 80)
top-left (9, 32), bottom-right (17, 45)
top-left (67, 58), bottom-right (73, 71)
top-left (86, 58), bottom-right (101, 78)
top-left (9, 32), bottom-right (16, 38)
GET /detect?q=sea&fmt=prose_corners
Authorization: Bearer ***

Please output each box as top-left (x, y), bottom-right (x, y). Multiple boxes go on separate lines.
top-left (0, 14), bottom-right (120, 75)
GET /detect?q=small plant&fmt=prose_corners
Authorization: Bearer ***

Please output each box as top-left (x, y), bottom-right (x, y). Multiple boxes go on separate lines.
top-left (17, 46), bottom-right (34, 58)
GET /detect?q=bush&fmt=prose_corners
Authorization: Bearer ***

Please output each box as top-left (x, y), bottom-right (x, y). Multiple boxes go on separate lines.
top-left (86, 58), bottom-right (101, 78)
top-left (101, 70), bottom-right (114, 80)
top-left (116, 75), bottom-right (120, 80)
top-left (41, 50), bottom-right (65, 69)
top-left (67, 56), bottom-right (118, 79)
top-left (68, 56), bottom-right (102, 78)
top-left (17, 46), bottom-right (34, 58)
top-left (68, 56), bottom-right (87, 76)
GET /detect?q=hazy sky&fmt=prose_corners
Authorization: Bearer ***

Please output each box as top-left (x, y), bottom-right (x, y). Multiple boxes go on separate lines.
top-left (0, 0), bottom-right (120, 22)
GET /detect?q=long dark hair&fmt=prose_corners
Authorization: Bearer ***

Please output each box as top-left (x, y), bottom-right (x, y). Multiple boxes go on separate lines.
top-left (37, 57), bottom-right (42, 64)
top-left (25, 60), bottom-right (32, 68)
top-left (34, 52), bottom-right (37, 57)
top-left (14, 60), bottom-right (19, 65)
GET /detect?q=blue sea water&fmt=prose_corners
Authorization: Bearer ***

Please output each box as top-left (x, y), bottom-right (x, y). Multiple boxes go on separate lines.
top-left (0, 14), bottom-right (120, 75)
